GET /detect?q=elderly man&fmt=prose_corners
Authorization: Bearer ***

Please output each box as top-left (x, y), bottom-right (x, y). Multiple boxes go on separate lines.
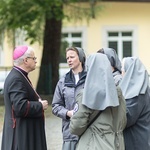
top-left (1, 45), bottom-right (48, 150)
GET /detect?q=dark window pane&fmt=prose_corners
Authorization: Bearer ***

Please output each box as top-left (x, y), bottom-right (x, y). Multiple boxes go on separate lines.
top-left (60, 41), bottom-right (69, 63)
top-left (108, 32), bottom-right (118, 37)
top-left (72, 42), bottom-right (81, 47)
top-left (123, 41), bottom-right (132, 57)
top-left (108, 41), bottom-right (118, 54)
top-left (71, 33), bottom-right (82, 37)
top-left (122, 32), bottom-right (132, 36)
top-left (62, 33), bottom-right (68, 38)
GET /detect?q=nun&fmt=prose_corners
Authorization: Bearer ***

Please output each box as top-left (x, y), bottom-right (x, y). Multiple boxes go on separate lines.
top-left (70, 53), bottom-right (126, 150)
top-left (52, 47), bottom-right (86, 150)
top-left (119, 57), bottom-right (150, 150)
top-left (97, 48), bottom-right (122, 85)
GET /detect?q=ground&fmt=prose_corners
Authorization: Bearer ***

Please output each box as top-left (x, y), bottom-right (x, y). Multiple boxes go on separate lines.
top-left (0, 105), bottom-right (63, 150)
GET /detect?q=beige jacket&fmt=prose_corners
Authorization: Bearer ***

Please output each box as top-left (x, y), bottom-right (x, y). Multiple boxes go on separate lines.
top-left (70, 87), bottom-right (127, 150)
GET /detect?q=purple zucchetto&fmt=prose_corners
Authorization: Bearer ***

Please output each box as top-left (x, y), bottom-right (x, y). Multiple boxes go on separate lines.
top-left (13, 45), bottom-right (28, 60)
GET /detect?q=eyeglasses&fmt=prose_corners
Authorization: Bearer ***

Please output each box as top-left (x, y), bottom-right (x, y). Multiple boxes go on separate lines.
top-left (27, 57), bottom-right (37, 61)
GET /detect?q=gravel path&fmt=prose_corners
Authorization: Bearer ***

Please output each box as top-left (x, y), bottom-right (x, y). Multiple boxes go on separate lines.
top-left (46, 112), bottom-right (63, 150)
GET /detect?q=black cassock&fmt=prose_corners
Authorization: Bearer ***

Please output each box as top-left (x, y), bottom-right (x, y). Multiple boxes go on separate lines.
top-left (1, 67), bottom-right (47, 150)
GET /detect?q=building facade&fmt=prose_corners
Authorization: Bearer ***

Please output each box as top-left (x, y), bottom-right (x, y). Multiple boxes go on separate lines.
top-left (0, 1), bottom-right (150, 87)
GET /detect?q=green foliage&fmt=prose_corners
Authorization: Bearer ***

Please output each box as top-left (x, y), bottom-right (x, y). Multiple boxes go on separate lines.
top-left (0, 0), bottom-right (103, 44)
top-left (0, 0), bottom-right (66, 43)
top-left (0, 0), bottom-right (44, 43)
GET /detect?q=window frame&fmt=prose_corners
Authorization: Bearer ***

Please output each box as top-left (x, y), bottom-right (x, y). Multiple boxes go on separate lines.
top-left (102, 25), bottom-right (138, 60)
top-left (62, 26), bottom-right (87, 50)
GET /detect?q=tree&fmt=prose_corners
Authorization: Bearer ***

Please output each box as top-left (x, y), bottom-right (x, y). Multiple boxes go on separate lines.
top-left (0, 0), bottom-right (100, 95)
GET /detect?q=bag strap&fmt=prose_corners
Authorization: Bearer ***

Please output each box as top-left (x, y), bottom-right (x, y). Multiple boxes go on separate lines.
top-left (79, 110), bottom-right (101, 138)
top-left (87, 110), bottom-right (101, 128)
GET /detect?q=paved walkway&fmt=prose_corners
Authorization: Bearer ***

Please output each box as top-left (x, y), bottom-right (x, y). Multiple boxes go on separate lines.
top-left (46, 110), bottom-right (63, 150)
top-left (0, 110), bottom-right (63, 150)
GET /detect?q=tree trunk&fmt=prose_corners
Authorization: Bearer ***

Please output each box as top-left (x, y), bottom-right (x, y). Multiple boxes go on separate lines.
top-left (36, 16), bottom-right (62, 95)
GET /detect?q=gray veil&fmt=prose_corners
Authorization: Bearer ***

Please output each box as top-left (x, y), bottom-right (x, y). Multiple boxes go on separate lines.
top-left (103, 48), bottom-right (122, 72)
top-left (119, 57), bottom-right (149, 99)
top-left (82, 53), bottom-right (119, 110)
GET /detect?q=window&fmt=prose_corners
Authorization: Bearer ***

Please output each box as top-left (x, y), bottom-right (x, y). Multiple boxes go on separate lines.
top-left (102, 26), bottom-right (137, 60)
top-left (60, 27), bottom-right (87, 63)
top-left (62, 32), bottom-right (82, 47)
top-left (61, 32), bottom-right (82, 62)
top-left (108, 31), bottom-right (133, 58)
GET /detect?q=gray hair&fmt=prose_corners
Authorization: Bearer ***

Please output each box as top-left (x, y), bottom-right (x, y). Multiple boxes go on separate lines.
top-left (13, 46), bottom-right (34, 66)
